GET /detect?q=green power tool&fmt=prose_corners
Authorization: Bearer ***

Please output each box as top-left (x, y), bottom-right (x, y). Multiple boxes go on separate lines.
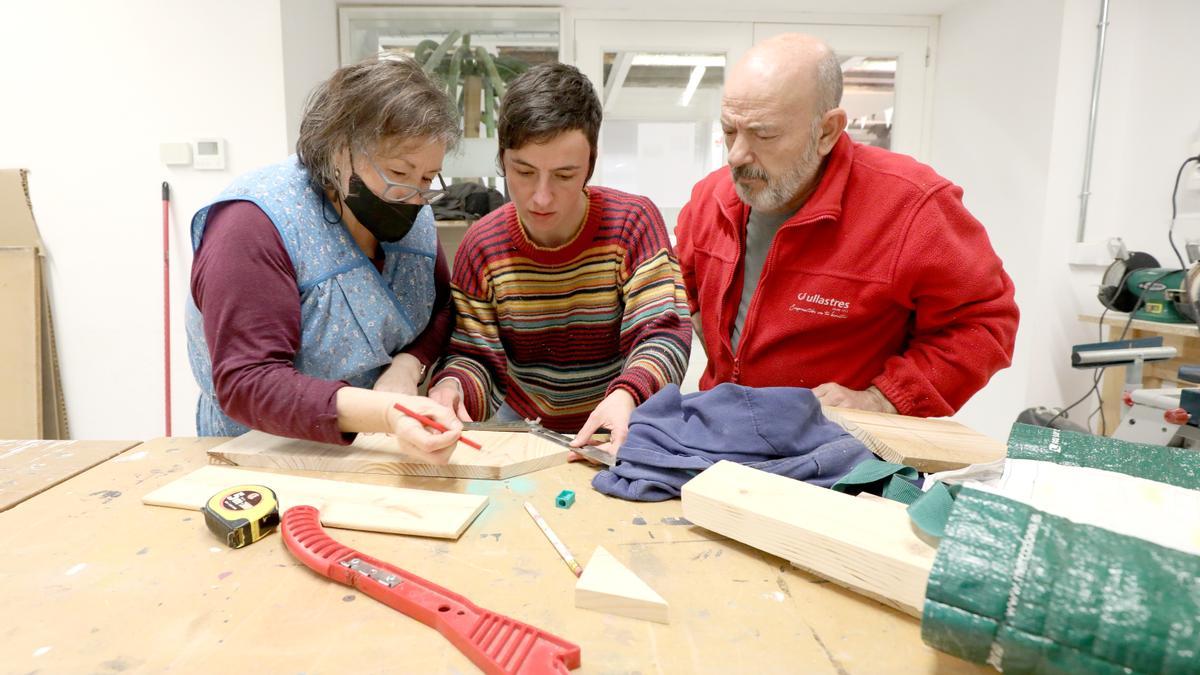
top-left (1098, 246), bottom-right (1200, 324)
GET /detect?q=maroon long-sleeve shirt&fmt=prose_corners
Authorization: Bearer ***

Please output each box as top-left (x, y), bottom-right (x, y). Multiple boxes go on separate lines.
top-left (191, 200), bottom-right (453, 443)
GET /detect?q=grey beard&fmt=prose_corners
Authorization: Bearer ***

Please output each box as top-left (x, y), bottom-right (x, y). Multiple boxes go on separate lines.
top-left (734, 158), bottom-right (817, 213)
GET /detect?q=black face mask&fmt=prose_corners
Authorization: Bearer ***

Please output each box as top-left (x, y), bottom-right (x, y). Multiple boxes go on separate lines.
top-left (343, 171), bottom-right (422, 242)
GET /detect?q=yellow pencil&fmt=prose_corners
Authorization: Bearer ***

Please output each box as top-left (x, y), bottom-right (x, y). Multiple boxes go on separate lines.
top-left (523, 501), bottom-right (583, 577)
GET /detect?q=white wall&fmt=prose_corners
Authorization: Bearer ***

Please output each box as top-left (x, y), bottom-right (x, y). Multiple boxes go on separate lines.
top-left (933, 0), bottom-right (1200, 439)
top-left (929, 0), bottom-right (1067, 438)
top-left (1075, 0), bottom-right (1200, 254)
top-left (0, 1), bottom-right (289, 439)
top-left (281, 0), bottom-right (338, 149)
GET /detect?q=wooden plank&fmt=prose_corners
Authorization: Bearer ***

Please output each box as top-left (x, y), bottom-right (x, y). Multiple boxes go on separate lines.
top-left (0, 439), bottom-right (140, 511)
top-left (682, 461), bottom-right (935, 617)
top-left (143, 464), bottom-right (487, 539)
top-left (0, 248), bottom-right (42, 438)
top-left (822, 406), bottom-right (1006, 472)
top-left (575, 545), bottom-right (669, 624)
top-left (208, 429), bottom-right (569, 480)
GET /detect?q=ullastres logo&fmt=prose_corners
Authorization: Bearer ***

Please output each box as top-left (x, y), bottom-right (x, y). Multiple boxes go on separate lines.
top-left (795, 292), bottom-right (850, 310)
top-left (790, 290), bottom-right (851, 319)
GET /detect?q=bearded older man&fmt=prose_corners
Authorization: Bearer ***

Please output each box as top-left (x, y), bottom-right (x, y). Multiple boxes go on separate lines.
top-left (675, 33), bottom-right (1019, 417)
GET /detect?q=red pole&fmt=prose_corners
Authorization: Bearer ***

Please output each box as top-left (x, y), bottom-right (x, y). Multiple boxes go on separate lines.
top-left (162, 182), bottom-right (172, 437)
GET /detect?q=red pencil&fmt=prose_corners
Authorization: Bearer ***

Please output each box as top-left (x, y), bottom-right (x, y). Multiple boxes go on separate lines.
top-left (392, 403), bottom-right (482, 450)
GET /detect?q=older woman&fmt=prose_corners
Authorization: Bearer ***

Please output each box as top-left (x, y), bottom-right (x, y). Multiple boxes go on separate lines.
top-left (186, 57), bottom-right (463, 462)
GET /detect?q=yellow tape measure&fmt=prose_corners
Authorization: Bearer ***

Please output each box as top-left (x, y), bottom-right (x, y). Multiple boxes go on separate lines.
top-left (203, 484), bottom-right (280, 549)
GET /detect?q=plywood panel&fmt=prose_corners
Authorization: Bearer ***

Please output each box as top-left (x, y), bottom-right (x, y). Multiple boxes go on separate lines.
top-left (682, 460), bottom-right (935, 617)
top-left (823, 406), bottom-right (1006, 472)
top-left (209, 429), bottom-right (569, 480)
top-left (143, 464), bottom-right (487, 539)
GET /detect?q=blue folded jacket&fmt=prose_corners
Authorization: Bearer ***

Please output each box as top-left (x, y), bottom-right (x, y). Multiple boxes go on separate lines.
top-left (592, 383), bottom-right (875, 501)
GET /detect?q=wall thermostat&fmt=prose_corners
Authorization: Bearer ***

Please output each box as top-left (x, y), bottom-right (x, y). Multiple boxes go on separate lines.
top-left (193, 138), bottom-right (227, 170)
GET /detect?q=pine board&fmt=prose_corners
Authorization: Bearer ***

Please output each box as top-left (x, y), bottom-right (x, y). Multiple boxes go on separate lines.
top-left (575, 545), bottom-right (669, 624)
top-left (823, 406), bottom-right (1006, 472)
top-left (208, 429), bottom-right (570, 480)
top-left (682, 460), bottom-right (935, 617)
top-left (142, 464), bottom-right (487, 539)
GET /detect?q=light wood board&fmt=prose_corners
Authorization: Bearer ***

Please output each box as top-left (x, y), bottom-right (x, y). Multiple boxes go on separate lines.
top-left (143, 464), bottom-right (487, 539)
top-left (682, 460), bottom-right (936, 617)
top-left (0, 439), bottom-right (140, 511)
top-left (208, 429), bottom-right (570, 480)
top-left (823, 406), bottom-right (1006, 472)
top-left (576, 545), bottom-right (669, 624)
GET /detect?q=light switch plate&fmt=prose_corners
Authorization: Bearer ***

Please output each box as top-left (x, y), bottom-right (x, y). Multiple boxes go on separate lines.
top-left (159, 142), bottom-right (192, 166)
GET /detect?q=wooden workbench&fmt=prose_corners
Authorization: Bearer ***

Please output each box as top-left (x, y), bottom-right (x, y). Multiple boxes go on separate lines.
top-left (0, 438), bottom-right (140, 511)
top-left (0, 437), bottom-right (983, 674)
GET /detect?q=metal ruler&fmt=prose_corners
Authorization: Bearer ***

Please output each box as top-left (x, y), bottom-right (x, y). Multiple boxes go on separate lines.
top-left (463, 418), bottom-right (616, 467)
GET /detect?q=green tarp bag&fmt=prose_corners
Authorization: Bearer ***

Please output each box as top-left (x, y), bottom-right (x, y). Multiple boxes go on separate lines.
top-left (922, 488), bottom-right (1200, 674)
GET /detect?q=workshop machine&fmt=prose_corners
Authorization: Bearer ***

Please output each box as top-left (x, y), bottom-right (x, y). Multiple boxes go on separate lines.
top-left (1097, 239), bottom-right (1200, 323)
top-left (1022, 239), bottom-right (1200, 446)
top-left (1070, 338), bottom-right (1200, 447)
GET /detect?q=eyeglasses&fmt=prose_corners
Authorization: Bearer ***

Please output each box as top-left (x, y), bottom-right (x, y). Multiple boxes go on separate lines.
top-left (361, 153), bottom-right (448, 205)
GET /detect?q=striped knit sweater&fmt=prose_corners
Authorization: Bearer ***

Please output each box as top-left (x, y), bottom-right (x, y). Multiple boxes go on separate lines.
top-left (432, 186), bottom-right (692, 433)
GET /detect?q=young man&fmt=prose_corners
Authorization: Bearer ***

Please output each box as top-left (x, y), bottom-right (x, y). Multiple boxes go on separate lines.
top-left (429, 63), bottom-right (691, 454)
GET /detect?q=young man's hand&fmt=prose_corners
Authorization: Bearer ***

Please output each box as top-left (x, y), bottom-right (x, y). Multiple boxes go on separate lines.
top-left (373, 353), bottom-right (425, 396)
top-left (427, 379), bottom-right (473, 422)
top-left (571, 389), bottom-right (636, 462)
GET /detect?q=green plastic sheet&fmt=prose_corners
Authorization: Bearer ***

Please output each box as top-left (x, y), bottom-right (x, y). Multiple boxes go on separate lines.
top-left (1007, 424), bottom-right (1200, 491)
top-left (922, 489), bottom-right (1200, 674)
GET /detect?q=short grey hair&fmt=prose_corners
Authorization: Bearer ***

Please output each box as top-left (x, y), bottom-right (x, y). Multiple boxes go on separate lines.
top-left (297, 57), bottom-right (460, 196)
top-left (815, 49), bottom-right (843, 114)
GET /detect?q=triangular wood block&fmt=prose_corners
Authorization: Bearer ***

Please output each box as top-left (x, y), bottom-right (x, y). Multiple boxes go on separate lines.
top-left (575, 545), bottom-right (668, 624)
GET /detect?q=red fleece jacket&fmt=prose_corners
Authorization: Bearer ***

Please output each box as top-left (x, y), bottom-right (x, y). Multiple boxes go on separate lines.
top-left (675, 133), bottom-right (1018, 417)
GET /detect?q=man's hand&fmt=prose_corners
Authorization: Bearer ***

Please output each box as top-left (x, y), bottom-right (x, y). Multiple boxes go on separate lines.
top-left (373, 353), bottom-right (425, 396)
top-left (812, 383), bottom-right (897, 414)
top-left (428, 379), bottom-right (472, 422)
top-left (570, 389), bottom-right (636, 463)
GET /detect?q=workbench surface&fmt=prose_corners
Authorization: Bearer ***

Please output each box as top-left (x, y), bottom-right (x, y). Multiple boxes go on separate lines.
top-left (0, 436), bottom-right (983, 673)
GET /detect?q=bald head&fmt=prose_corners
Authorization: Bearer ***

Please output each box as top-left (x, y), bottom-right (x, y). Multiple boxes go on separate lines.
top-left (727, 34), bottom-right (842, 116)
top-left (720, 34), bottom-right (847, 213)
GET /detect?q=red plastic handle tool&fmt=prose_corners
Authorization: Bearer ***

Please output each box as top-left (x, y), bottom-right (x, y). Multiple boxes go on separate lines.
top-left (281, 506), bottom-right (581, 675)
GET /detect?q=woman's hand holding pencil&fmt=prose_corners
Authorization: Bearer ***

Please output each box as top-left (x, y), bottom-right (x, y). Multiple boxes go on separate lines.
top-left (393, 403), bottom-right (482, 450)
top-left (335, 389), bottom-right (471, 464)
